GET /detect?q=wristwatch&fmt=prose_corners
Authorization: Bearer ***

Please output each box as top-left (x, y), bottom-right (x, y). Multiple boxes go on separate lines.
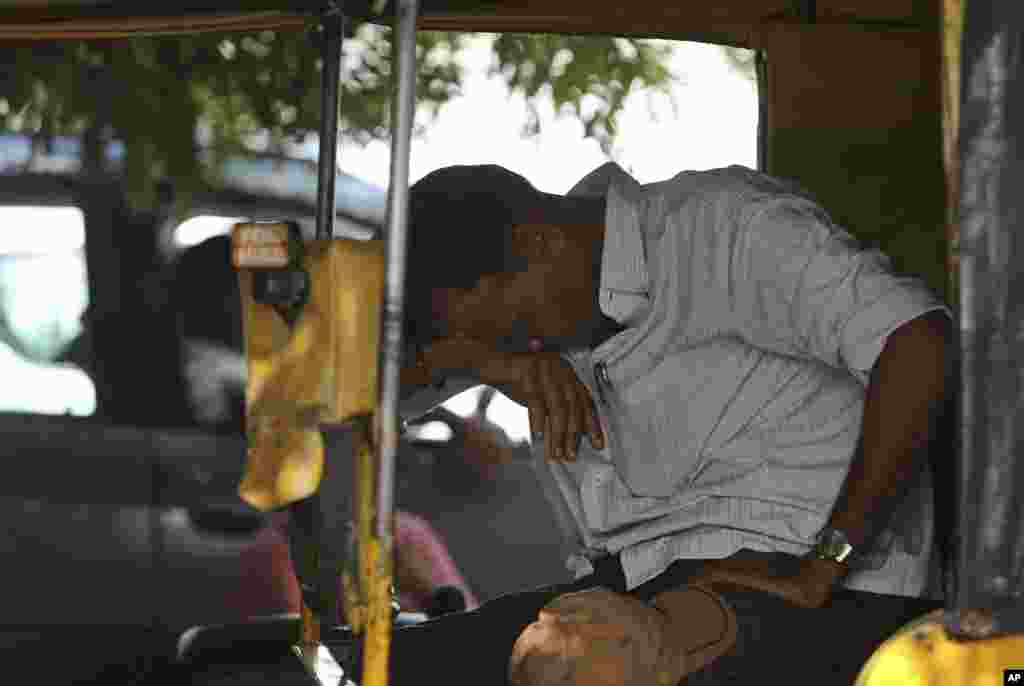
top-left (810, 527), bottom-right (855, 564)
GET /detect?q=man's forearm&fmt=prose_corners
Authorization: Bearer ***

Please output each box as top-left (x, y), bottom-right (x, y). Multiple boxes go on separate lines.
top-left (827, 310), bottom-right (953, 549)
top-left (399, 342), bottom-right (486, 421)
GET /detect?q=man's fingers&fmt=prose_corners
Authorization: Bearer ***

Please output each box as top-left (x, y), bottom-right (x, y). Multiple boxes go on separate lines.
top-left (529, 405), bottom-right (542, 442)
top-left (577, 384), bottom-right (604, 452)
top-left (536, 360), bottom-right (567, 461)
top-left (526, 371), bottom-right (548, 448)
top-left (513, 352), bottom-right (604, 462)
top-left (561, 375), bottom-right (582, 461)
top-left (545, 414), bottom-right (557, 461)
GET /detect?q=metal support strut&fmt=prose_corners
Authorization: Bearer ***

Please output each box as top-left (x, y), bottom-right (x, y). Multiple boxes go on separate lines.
top-left (361, 0), bottom-right (420, 684)
top-left (316, 4), bottom-right (345, 241)
top-left (378, 0), bottom-right (419, 575)
top-left (292, 4), bottom-right (346, 682)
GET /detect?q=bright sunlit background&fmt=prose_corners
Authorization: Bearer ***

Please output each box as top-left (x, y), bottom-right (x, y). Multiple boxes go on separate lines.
top-left (0, 206), bottom-right (96, 416)
top-left (1, 36), bottom-right (755, 430)
top-left (309, 36), bottom-right (758, 191)
top-left (175, 215), bottom-right (246, 249)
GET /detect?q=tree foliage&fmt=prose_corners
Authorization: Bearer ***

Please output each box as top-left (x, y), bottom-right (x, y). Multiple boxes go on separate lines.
top-left (0, 23), bottom-right (674, 208)
top-left (721, 46), bottom-right (757, 83)
top-left (490, 34), bottom-right (673, 142)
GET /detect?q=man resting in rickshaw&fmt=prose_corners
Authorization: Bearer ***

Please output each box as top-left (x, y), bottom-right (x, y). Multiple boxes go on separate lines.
top-left (382, 162), bottom-right (952, 685)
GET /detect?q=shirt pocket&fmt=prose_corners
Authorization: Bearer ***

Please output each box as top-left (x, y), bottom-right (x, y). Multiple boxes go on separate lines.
top-left (598, 338), bottom-right (761, 497)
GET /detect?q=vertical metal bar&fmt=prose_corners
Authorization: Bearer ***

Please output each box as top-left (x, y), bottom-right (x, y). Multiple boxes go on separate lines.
top-left (360, 2), bottom-right (418, 684)
top-left (796, 0), bottom-right (816, 23)
top-left (316, 5), bottom-right (344, 241)
top-left (377, 0), bottom-right (418, 555)
top-left (953, 0), bottom-right (1024, 638)
top-left (755, 49), bottom-right (769, 173)
top-left (297, 5), bottom-right (344, 668)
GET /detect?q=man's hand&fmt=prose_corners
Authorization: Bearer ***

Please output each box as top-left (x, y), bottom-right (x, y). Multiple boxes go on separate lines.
top-left (688, 552), bottom-right (846, 609)
top-left (508, 588), bottom-right (672, 686)
top-left (424, 336), bottom-right (605, 463)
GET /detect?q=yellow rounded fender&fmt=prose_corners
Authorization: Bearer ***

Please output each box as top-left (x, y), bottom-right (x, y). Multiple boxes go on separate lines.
top-left (855, 610), bottom-right (1024, 686)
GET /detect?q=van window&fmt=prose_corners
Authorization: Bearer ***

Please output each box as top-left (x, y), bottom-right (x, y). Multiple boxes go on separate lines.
top-left (0, 206), bottom-right (96, 416)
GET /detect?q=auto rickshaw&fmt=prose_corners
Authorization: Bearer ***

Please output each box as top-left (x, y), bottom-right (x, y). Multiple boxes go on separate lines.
top-left (0, 0), bottom-right (1021, 684)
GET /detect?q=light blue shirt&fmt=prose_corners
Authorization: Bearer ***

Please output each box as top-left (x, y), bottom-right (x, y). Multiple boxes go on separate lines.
top-left (405, 163), bottom-right (950, 597)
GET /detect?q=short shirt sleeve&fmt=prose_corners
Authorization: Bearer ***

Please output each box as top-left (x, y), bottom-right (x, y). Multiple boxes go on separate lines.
top-left (730, 194), bottom-right (950, 382)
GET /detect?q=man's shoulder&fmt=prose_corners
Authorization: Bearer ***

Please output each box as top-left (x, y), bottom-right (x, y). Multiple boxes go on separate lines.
top-left (642, 167), bottom-right (832, 241)
top-left (572, 163), bottom-right (810, 206)
top-left (650, 166), bottom-right (811, 202)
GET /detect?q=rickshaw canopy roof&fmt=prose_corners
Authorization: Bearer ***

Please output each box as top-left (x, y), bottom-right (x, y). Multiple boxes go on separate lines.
top-left (0, 0), bottom-right (938, 45)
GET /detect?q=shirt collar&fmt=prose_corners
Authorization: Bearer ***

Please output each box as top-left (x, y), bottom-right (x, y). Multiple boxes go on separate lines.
top-left (567, 162), bottom-right (650, 326)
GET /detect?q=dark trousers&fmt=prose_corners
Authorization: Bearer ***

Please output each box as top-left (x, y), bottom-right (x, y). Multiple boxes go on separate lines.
top-left (328, 552), bottom-right (942, 685)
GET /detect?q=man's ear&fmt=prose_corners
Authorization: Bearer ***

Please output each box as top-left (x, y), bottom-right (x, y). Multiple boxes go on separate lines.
top-left (514, 223), bottom-right (567, 262)
top-left (426, 288), bottom-right (452, 340)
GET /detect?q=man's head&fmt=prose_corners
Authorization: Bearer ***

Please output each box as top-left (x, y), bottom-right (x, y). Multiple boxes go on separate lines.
top-left (405, 164), bottom-right (607, 353)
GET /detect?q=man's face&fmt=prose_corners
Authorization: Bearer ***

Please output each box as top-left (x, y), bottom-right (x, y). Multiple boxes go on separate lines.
top-left (438, 224), bottom-right (599, 352)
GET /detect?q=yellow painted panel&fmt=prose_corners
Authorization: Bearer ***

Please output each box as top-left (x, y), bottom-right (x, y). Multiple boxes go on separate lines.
top-left (236, 237), bottom-right (385, 510)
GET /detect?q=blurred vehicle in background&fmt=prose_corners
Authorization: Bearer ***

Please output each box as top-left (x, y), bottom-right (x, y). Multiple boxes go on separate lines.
top-left (0, 132), bottom-right (536, 682)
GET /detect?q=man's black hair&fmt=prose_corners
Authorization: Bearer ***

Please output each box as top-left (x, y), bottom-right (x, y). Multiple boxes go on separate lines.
top-left (404, 164), bottom-right (539, 346)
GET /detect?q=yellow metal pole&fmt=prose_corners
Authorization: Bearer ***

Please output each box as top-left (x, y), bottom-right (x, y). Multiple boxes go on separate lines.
top-left (343, 416), bottom-right (394, 686)
top-left (342, 418), bottom-right (374, 636)
top-left (360, 513), bottom-right (394, 686)
top-left (336, 416), bottom-right (395, 686)
top-left (298, 600), bottom-right (321, 669)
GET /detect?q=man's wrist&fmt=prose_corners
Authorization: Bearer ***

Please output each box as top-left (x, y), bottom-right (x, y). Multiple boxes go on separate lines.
top-left (800, 555), bottom-right (848, 586)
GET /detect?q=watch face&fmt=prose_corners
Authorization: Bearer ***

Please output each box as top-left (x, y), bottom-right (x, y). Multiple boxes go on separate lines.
top-left (817, 528), bottom-right (854, 563)
top-left (824, 540), bottom-right (854, 563)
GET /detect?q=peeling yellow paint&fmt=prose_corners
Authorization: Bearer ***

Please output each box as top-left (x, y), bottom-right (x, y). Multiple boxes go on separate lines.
top-left (361, 534), bottom-right (395, 686)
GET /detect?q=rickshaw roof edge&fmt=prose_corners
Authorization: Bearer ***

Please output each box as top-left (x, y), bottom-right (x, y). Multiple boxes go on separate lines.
top-left (0, 0), bottom-right (938, 44)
